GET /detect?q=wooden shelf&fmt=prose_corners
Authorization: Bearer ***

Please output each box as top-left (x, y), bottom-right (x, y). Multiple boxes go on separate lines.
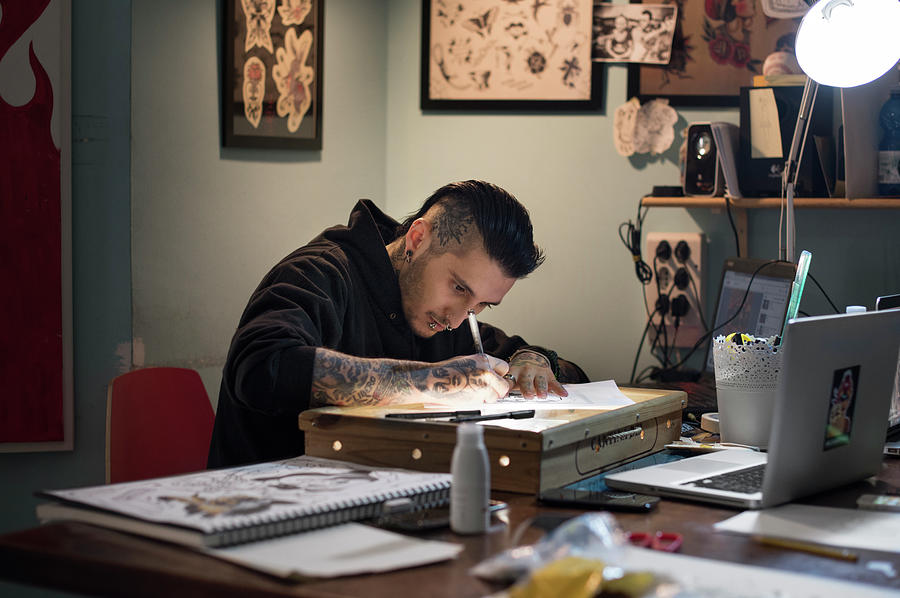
top-left (641, 196), bottom-right (900, 209)
top-left (639, 195), bottom-right (900, 257)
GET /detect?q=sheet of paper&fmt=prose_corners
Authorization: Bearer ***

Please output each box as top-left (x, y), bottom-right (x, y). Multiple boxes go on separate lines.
top-left (617, 545), bottom-right (898, 598)
top-left (714, 503), bottom-right (900, 554)
top-left (748, 87), bottom-right (783, 159)
top-left (210, 522), bottom-right (462, 579)
top-left (494, 380), bottom-right (635, 411)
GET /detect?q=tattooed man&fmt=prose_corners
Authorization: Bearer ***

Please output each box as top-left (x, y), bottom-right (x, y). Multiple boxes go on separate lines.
top-left (208, 181), bottom-right (587, 467)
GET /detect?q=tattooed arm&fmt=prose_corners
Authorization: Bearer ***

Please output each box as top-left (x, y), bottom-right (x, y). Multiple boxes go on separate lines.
top-left (310, 348), bottom-right (511, 408)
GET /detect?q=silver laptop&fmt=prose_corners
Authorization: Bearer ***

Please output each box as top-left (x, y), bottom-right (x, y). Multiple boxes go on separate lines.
top-left (607, 309), bottom-right (900, 509)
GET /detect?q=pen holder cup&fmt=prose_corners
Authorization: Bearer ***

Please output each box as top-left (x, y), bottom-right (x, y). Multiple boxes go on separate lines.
top-left (712, 335), bottom-right (782, 449)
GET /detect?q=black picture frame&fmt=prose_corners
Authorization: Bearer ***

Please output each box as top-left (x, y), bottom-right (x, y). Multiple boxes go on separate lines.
top-left (626, 0), bottom-right (799, 108)
top-left (420, 0), bottom-right (604, 112)
top-left (223, 0), bottom-right (323, 149)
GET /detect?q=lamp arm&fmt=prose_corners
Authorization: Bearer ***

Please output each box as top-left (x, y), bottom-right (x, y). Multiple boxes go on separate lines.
top-left (780, 77), bottom-right (819, 263)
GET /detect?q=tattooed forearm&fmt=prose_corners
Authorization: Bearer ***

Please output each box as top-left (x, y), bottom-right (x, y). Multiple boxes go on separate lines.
top-left (311, 348), bottom-right (487, 407)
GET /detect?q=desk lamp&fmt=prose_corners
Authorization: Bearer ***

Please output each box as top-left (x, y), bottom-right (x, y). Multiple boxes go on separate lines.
top-left (773, 0), bottom-right (900, 262)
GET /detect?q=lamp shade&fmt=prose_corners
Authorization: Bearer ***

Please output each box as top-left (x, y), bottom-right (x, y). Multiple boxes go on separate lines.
top-left (795, 0), bottom-right (900, 88)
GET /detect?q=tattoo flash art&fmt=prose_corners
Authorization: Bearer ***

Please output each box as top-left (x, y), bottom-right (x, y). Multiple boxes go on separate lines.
top-left (242, 57), bottom-right (265, 128)
top-left (274, 28), bottom-right (315, 133)
top-left (224, 0), bottom-right (321, 148)
top-left (278, 0), bottom-right (312, 26)
top-left (242, 0), bottom-right (275, 53)
top-left (426, 0), bottom-right (593, 101)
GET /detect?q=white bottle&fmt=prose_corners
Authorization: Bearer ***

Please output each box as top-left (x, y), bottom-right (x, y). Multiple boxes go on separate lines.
top-left (450, 423), bottom-right (490, 534)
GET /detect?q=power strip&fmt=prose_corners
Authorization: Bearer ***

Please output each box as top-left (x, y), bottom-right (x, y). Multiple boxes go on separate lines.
top-left (644, 232), bottom-right (707, 349)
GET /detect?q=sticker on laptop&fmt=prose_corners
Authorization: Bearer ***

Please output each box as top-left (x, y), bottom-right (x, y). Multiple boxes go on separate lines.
top-left (824, 365), bottom-right (860, 450)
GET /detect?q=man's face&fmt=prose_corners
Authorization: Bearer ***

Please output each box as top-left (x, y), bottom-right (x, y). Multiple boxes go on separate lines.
top-left (398, 245), bottom-right (516, 338)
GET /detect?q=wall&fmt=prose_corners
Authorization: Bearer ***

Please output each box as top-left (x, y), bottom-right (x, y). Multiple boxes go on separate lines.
top-left (0, 1), bottom-right (132, 596)
top-left (385, 0), bottom-right (899, 381)
top-left (130, 0), bottom-right (389, 404)
top-left (1, 3), bottom-right (898, 594)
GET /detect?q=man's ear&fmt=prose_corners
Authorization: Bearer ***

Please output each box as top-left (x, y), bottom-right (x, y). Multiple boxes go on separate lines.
top-left (405, 218), bottom-right (432, 254)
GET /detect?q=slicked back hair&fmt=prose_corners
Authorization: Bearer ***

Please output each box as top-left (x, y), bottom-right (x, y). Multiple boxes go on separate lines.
top-left (395, 180), bottom-right (545, 279)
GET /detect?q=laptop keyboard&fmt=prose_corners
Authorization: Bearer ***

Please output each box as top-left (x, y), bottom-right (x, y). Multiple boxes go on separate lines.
top-left (685, 464), bottom-right (766, 494)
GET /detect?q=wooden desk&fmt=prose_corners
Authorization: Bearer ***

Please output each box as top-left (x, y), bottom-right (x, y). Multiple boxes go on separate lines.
top-left (2, 460), bottom-right (900, 598)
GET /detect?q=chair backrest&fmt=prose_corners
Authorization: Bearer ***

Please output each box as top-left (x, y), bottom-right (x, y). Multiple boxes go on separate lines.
top-left (106, 367), bottom-right (214, 484)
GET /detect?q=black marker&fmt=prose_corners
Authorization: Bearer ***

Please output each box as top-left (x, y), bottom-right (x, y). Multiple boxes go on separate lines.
top-left (449, 409), bottom-right (535, 423)
top-left (385, 410), bottom-right (481, 420)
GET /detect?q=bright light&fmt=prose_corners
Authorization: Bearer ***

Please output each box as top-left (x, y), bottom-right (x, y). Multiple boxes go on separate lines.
top-left (796, 0), bottom-right (900, 88)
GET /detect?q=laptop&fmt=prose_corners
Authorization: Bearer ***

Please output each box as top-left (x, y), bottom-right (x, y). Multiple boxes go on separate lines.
top-left (607, 309), bottom-right (900, 509)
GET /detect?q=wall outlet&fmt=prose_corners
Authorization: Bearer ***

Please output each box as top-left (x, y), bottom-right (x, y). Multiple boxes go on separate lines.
top-left (644, 232), bottom-right (707, 349)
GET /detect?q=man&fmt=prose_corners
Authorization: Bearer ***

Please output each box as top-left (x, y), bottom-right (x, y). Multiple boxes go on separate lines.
top-left (208, 181), bottom-right (586, 468)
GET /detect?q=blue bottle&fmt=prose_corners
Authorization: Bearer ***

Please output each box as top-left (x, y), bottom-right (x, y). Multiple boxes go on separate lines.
top-left (878, 86), bottom-right (900, 196)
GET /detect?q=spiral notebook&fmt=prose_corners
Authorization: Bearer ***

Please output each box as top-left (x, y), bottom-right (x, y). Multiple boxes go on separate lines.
top-left (36, 455), bottom-right (451, 549)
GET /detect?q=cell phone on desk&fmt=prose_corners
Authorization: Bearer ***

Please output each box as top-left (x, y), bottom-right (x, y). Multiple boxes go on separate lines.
top-left (538, 488), bottom-right (659, 512)
top-left (857, 494), bottom-right (900, 512)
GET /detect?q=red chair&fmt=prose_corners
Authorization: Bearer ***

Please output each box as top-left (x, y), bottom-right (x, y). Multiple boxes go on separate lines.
top-left (106, 367), bottom-right (214, 484)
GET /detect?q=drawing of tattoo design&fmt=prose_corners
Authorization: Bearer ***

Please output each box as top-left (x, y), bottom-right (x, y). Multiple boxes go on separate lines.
top-left (274, 28), bottom-right (315, 133)
top-left (242, 57), bottom-right (265, 128)
top-left (242, 0), bottom-right (275, 53)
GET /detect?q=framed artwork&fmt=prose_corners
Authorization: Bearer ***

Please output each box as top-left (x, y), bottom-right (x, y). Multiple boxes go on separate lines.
top-left (626, 0), bottom-right (800, 107)
top-left (223, 0), bottom-right (323, 149)
top-left (1, 0), bottom-right (73, 452)
top-left (421, 0), bottom-right (604, 111)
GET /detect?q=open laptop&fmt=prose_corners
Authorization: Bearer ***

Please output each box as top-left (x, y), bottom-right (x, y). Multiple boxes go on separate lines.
top-left (607, 309), bottom-right (900, 509)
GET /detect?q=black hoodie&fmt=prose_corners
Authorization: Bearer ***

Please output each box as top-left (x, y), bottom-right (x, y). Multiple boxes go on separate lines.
top-left (208, 200), bottom-right (530, 468)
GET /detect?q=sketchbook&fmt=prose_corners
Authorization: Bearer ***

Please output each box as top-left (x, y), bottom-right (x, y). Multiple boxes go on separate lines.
top-left (36, 455), bottom-right (451, 549)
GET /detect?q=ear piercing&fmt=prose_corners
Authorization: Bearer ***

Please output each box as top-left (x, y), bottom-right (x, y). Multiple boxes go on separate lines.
top-left (405, 250), bottom-right (412, 264)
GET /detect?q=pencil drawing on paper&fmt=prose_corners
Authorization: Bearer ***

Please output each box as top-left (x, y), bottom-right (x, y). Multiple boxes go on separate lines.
top-left (427, 0), bottom-right (593, 101)
top-left (45, 457), bottom-right (439, 533)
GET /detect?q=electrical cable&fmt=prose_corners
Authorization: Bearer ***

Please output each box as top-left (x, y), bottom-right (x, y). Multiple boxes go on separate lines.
top-left (629, 312), bottom-right (656, 384)
top-left (665, 259), bottom-right (793, 372)
top-left (618, 199), bottom-right (652, 285)
top-left (807, 273), bottom-right (840, 314)
top-left (723, 194), bottom-right (741, 258)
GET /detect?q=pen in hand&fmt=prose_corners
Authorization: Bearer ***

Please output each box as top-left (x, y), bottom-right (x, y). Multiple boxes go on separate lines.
top-left (467, 309), bottom-right (486, 357)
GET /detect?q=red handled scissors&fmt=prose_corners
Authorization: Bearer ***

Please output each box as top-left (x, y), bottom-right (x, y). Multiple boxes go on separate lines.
top-left (626, 531), bottom-right (683, 552)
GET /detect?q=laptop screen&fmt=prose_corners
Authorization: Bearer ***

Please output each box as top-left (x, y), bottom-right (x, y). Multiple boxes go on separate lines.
top-left (703, 258), bottom-right (796, 373)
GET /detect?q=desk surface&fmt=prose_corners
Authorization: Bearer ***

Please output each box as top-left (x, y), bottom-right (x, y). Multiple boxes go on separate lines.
top-left (3, 459), bottom-right (900, 598)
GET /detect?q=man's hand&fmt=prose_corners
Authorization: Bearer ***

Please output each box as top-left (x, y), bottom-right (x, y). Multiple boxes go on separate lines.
top-left (507, 350), bottom-right (568, 399)
top-left (311, 349), bottom-right (511, 407)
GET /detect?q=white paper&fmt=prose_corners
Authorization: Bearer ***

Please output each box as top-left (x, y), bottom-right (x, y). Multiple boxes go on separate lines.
top-left (494, 380), bottom-right (635, 411)
top-left (748, 87), bottom-right (783, 159)
top-left (616, 545), bottom-right (898, 598)
top-left (211, 522), bottom-right (462, 579)
top-left (714, 503), bottom-right (900, 554)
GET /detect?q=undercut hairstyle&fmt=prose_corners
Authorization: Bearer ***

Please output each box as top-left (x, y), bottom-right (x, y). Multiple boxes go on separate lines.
top-left (395, 180), bottom-right (545, 279)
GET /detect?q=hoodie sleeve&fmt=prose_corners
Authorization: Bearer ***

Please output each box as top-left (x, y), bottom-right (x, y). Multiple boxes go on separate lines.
top-left (221, 247), bottom-right (350, 416)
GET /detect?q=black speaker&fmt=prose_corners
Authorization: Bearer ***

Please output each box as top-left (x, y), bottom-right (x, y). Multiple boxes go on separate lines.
top-left (738, 85), bottom-right (833, 197)
top-left (683, 123), bottom-right (723, 196)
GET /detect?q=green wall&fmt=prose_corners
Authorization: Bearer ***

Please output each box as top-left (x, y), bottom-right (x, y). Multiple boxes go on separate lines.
top-left (1, 2), bottom-right (898, 596)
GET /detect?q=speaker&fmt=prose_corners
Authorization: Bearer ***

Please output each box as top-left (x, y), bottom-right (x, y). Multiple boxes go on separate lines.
top-left (738, 85), bottom-right (833, 197)
top-left (683, 123), bottom-right (724, 196)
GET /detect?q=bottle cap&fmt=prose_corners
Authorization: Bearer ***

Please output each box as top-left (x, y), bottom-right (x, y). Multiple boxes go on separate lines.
top-left (845, 305), bottom-right (866, 314)
top-left (456, 422), bottom-right (484, 444)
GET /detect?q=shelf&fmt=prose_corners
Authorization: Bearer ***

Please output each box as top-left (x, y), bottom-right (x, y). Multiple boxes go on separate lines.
top-left (639, 195), bottom-right (900, 258)
top-left (641, 196), bottom-right (900, 209)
